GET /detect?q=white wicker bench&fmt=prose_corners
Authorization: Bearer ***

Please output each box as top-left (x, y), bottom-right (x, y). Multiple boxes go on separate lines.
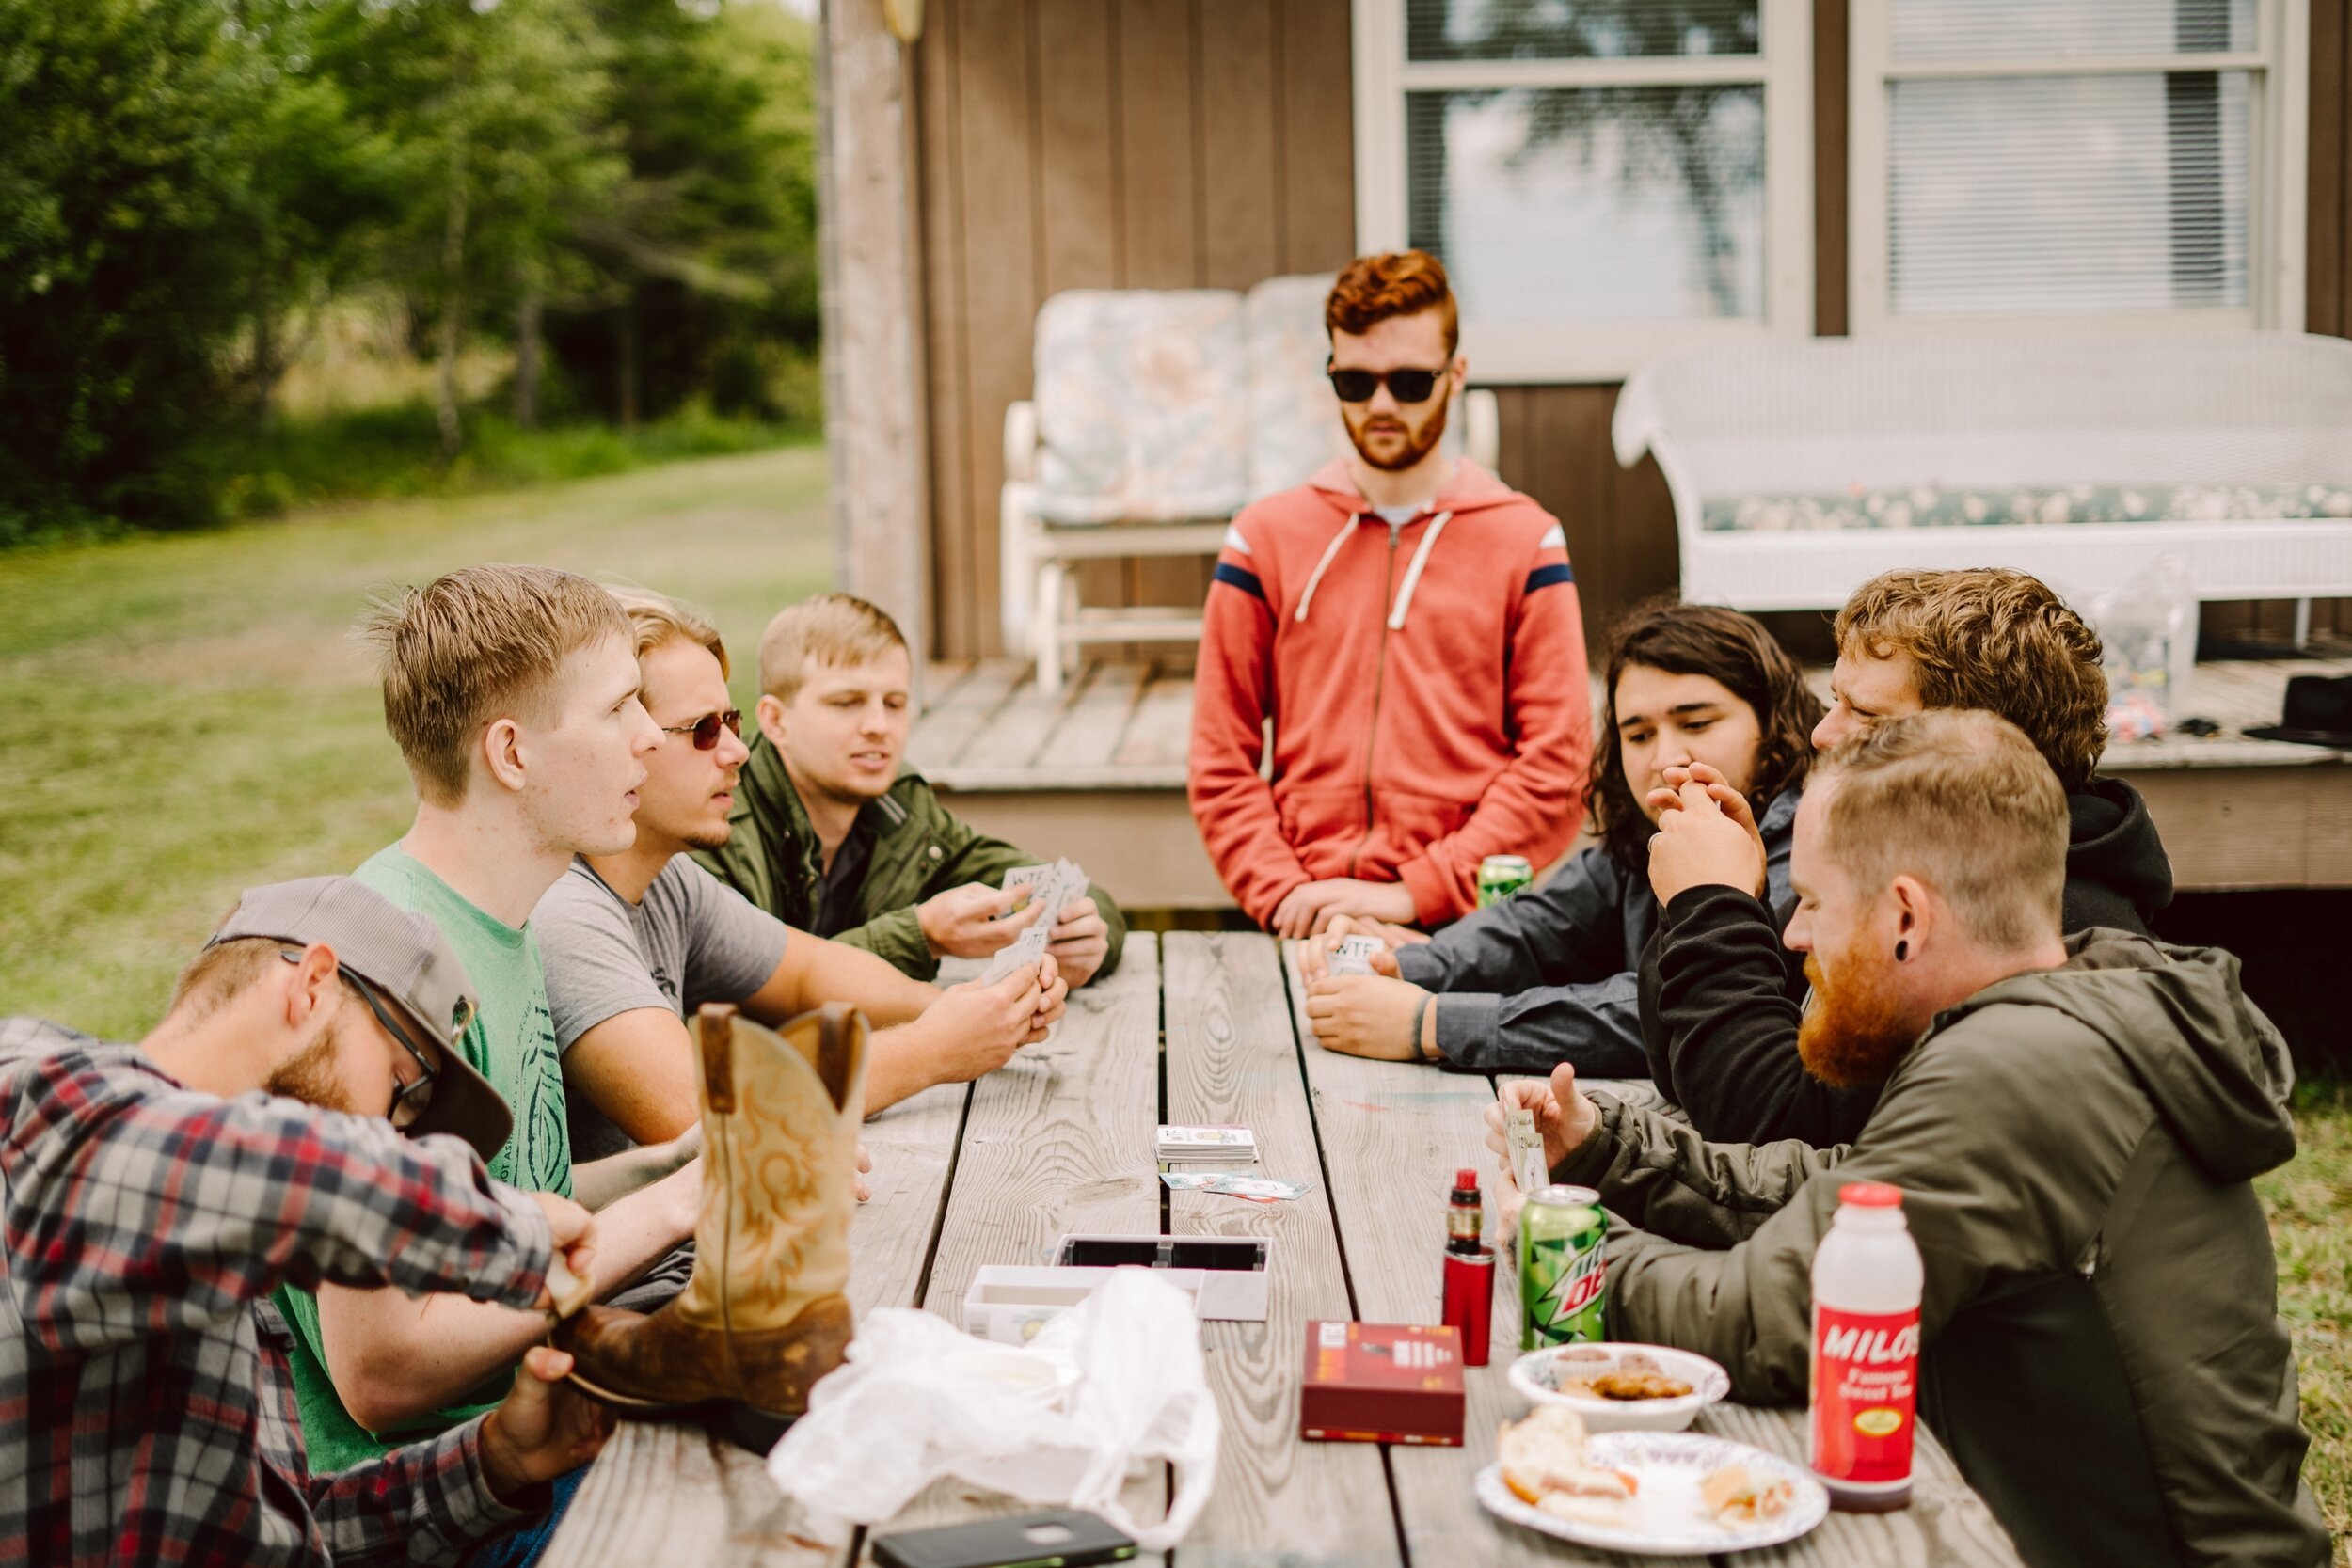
top-left (1613, 332), bottom-right (2352, 644)
top-left (1001, 277), bottom-right (1498, 693)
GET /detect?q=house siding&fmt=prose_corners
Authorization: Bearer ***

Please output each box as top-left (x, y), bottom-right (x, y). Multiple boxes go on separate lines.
top-left (911, 0), bottom-right (2351, 659)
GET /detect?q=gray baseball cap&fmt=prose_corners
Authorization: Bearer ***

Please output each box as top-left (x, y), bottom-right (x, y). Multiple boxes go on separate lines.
top-left (209, 877), bottom-right (514, 1164)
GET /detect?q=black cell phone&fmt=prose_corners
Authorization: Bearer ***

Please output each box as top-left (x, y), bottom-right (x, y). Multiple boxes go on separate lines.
top-left (869, 1509), bottom-right (1139, 1568)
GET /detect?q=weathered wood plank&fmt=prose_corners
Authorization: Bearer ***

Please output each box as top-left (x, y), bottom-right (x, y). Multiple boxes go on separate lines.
top-left (853, 935), bottom-right (1170, 1564)
top-left (904, 659), bottom-right (1025, 772)
top-left (1198, 0), bottom-right (1280, 290)
top-left (1280, 946), bottom-right (1688, 1567)
top-left (1036, 661), bottom-right (1149, 772)
top-left (917, 0), bottom-right (977, 662)
top-left (1113, 664), bottom-right (1198, 768)
top-left (1276, 0), bottom-right (1356, 276)
top-left (1699, 1402), bottom-right (2025, 1568)
top-left (540, 1420), bottom-right (837, 1568)
top-left (1162, 932), bottom-right (1403, 1567)
top-left (954, 669), bottom-right (1073, 772)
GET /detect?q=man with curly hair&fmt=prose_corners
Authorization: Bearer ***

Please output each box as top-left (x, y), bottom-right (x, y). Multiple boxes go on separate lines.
top-left (1639, 567), bottom-right (2175, 1147)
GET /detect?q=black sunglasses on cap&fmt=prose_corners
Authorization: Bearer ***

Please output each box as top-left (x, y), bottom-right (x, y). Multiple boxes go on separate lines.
top-left (660, 708), bottom-right (743, 750)
top-left (1327, 364), bottom-right (1450, 404)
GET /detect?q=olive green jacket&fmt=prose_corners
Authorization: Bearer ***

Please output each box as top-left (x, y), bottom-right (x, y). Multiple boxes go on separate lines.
top-left (693, 733), bottom-right (1126, 984)
top-left (1553, 930), bottom-right (2325, 1568)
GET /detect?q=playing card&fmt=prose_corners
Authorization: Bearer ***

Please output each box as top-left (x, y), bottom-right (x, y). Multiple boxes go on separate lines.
top-left (997, 865), bottom-right (1049, 918)
top-left (543, 1255), bottom-right (593, 1320)
top-left (1162, 1172), bottom-right (1311, 1202)
top-left (1329, 933), bottom-right (1383, 977)
top-left (980, 919), bottom-right (1051, 985)
top-left (1507, 1106), bottom-right (1549, 1194)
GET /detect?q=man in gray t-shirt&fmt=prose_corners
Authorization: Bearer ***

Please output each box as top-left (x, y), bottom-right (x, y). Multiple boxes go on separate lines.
top-left (539, 856), bottom-right (787, 1161)
top-left (532, 587), bottom-right (1073, 1162)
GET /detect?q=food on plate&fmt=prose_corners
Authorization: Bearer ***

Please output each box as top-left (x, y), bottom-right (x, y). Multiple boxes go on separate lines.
top-left (1542, 1348), bottom-right (1694, 1402)
top-left (1497, 1405), bottom-right (1640, 1527)
top-left (1559, 1369), bottom-right (1696, 1402)
top-left (1699, 1462), bottom-right (1795, 1527)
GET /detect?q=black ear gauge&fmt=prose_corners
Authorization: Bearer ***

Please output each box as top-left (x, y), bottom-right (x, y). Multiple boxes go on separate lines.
top-left (1895, 940), bottom-right (1909, 962)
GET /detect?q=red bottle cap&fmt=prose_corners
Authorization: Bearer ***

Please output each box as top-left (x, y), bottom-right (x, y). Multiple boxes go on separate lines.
top-left (1454, 1167), bottom-right (1479, 1191)
top-left (1838, 1181), bottom-right (1903, 1208)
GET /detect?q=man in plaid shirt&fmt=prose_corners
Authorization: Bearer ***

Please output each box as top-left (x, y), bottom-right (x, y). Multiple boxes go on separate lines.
top-left (0, 878), bottom-right (614, 1566)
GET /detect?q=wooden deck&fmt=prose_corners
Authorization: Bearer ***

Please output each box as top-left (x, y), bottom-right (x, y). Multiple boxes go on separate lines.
top-left (543, 934), bottom-right (2027, 1568)
top-left (910, 657), bottom-right (2352, 903)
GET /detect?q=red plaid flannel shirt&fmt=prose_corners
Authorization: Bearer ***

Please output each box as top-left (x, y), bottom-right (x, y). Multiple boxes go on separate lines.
top-left (0, 1018), bottom-right (556, 1566)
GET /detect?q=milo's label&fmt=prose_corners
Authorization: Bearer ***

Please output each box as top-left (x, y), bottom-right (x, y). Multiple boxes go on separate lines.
top-left (1809, 1304), bottom-right (1919, 1487)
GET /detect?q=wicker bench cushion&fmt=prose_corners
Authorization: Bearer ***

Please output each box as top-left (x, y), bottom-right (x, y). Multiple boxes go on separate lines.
top-left (1703, 483), bottom-right (2352, 533)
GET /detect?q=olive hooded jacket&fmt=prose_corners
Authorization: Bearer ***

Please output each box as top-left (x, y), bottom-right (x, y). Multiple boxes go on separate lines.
top-left (1551, 930), bottom-right (2327, 1568)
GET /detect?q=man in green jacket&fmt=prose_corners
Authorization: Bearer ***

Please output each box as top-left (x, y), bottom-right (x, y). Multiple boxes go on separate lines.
top-left (697, 594), bottom-right (1125, 986)
top-left (1489, 710), bottom-right (2325, 1568)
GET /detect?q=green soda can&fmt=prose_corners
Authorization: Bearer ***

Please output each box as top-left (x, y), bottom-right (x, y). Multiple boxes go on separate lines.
top-left (1477, 855), bottom-right (1534, 908)
top-left (1519, 1183), bottom-right (1609, 1349)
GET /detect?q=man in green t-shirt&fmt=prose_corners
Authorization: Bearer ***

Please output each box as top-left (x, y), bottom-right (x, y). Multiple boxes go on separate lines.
top-left (278, 564), bottom-right (705, 1478)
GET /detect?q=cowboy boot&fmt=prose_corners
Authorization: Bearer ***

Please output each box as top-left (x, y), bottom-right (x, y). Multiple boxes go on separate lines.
top-left (557, 1001), bottom-right (866, 1449)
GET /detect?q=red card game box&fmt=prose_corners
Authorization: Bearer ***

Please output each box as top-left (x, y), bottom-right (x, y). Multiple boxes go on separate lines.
top-left (1299, 1321), bottom-right (1465, 1446)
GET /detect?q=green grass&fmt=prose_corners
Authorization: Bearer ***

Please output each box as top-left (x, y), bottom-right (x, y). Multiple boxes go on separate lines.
top-left (213, 401), bottom-right (815, 522)
top-left (2259, 1082), bottom-right (2352, 1563)
top-left (0, 451), bottom-right (2344, 1558)
top-left (0, 445), bottom-right (831, 1037)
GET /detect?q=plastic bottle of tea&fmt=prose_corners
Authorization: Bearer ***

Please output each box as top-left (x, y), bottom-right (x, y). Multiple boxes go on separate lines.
top-left (1809, 1181), bottom-right (1922, 1512)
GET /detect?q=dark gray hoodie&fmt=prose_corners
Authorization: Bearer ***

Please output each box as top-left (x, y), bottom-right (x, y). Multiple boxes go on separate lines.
top-left (1555, 930), bottom-right (2328, 1568)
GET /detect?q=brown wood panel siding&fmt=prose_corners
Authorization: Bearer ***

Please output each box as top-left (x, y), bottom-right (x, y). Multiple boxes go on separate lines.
top-left (1492, 386), bottom-right (1679, 650)
top-left (915, 0), bottom-right (1359, 657)
top-left (1812, 0), bottom-right (1849, 336)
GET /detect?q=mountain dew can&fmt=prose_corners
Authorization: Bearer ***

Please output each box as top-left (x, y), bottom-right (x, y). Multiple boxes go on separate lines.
top-left (1477, 855), bottom-right (1534, 908)
top-left (1519, 1184), bottom-right (1609, 1349)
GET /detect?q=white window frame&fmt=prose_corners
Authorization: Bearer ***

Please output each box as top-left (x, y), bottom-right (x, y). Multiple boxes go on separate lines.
top-left (1352, 0), bottom-right (1815, 384)
top-left (1847, 0), bottom-right (2310, 338)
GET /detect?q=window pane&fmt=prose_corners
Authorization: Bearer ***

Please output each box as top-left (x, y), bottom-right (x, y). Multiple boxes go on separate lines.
top-left (1406, 86), bottom-right (1767, 323)
top-left (1888, 71), bottom-right (2250, 315)
top-left (1406, 0), bottom-right (1757, 64)
top-left (1889, 0), bottom-right (2254, 64)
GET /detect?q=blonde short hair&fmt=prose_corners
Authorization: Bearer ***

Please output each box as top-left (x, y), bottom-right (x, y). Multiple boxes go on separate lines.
top-left (1834, 568), bottom-right (2108, 790)
top-left (757, 594), bottom-right (908, 702)
top-left (363, 564), bottom-right (628, 806)
top-left (606, 585), bottom-right (729, 678)
top-left (1815, 709), bottom-right (2067, 951)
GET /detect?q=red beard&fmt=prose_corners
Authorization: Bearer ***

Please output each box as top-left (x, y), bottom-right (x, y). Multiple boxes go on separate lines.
top-left (1344, 388), bottom-right (1451, 473)
top-left (1797, 939), bottom-right (1923, 1090)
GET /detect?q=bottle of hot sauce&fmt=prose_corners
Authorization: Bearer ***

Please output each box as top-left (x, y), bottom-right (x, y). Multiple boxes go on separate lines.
top-left (1441, 1167), bottom-right (1495, 1366)
top-left (1809, 1182), bottom-right (1923, 1512)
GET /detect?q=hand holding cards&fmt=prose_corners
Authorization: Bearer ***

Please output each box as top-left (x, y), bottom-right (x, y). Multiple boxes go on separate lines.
top-left (1001, 858), bottom-right (1089, 927)
top-left (980, 919), bottom-right (1053, 985)
top-left (1328, 933), bottom-right (1384, 977)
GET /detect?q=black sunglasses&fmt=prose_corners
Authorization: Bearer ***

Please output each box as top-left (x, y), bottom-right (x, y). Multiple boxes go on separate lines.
top-left (281, 950), bottom-right (443, 1127)
top-left (660, 708), bottom-right (743, 751)
top-left (1326, 364), bottom-right (1450, 404)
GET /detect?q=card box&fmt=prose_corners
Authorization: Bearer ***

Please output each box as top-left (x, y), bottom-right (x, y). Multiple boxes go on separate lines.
top-left (1299, 1321), bottom-right (1465, 1447)
top-left (960, 1235), bottom-right (1275, 1343)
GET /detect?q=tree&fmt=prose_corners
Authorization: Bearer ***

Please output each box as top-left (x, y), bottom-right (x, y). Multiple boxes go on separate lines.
top-left (0, 0), bottom-right (279, 531)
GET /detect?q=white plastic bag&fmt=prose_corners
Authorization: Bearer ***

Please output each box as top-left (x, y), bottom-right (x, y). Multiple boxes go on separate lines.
top-left (765, 1269), bottom-right (1221, 1549)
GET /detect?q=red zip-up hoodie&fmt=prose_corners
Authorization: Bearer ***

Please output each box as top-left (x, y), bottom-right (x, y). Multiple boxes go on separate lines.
top-left (1188, 457), bottom-right (1591, 927)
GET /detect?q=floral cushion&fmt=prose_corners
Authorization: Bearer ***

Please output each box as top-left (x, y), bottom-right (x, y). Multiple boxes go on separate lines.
top-left (1032, 291), bottom-right (1251, 526)
top-left (1702, 483), bottom-right (2352, 533)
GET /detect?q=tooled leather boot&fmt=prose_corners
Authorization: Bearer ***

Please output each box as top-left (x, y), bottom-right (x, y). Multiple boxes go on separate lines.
top-left (557, 1001), bottom-right (866, 1449)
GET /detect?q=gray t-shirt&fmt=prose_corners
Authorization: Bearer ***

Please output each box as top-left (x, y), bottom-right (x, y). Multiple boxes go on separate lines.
top-left (533, 856), bottom-right (789, 1161)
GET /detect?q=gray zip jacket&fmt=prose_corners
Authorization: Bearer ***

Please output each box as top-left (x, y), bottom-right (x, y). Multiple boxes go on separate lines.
top-left (1397, 787), bottom-right (1798, 1076)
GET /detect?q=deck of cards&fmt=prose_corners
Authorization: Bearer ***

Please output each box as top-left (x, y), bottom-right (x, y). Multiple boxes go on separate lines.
top-left (1156, 1124), bottom-right (1260, 1164)
top-left (1328, 933), bottom-right (1384, 977)
top-left (980, 859), bottom-right (1089, 984)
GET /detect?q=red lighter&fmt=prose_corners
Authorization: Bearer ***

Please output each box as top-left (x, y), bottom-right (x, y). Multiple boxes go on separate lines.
top-left (1441, 1167), bottom-right (1494, 1366)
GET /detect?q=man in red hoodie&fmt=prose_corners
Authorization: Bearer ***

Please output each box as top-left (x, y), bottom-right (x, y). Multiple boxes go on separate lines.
top-left (1189, 251), bottom-right (1591, 939)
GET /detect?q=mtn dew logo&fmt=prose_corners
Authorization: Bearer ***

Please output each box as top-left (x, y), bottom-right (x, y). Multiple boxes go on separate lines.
top-left (1519, 1186), bottom-right (1609, 1349)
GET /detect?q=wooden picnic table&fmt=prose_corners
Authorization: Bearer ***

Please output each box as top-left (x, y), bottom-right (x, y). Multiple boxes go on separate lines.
top-left (543, 933), bottom-right (2026, 1568)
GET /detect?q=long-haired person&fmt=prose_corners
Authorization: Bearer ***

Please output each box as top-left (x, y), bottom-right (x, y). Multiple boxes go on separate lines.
top-left (1303, 601), bottom-right (1821, 1073)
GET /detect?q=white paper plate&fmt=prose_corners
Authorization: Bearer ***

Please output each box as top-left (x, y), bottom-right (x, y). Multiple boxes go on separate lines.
top-left (1475, 1430), bottom-right (1828, 1556)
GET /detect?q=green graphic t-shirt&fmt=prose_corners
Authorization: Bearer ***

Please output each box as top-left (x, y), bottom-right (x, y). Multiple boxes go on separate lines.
top-left (277, 842), bottom-right (575, 1473)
